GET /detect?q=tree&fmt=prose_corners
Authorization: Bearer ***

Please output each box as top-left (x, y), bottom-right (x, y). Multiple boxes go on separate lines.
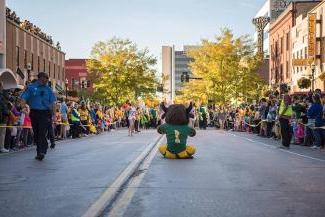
top-left (86, 37), bottom-right (158, 106)
top-left (182, 29), bottom-right (266, 106)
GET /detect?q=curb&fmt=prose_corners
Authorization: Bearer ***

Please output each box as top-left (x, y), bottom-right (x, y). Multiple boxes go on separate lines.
top-left (82, 134), bottom-right (163, 217)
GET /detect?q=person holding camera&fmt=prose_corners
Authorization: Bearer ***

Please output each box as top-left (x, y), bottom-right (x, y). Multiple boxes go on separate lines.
top-left (21, 72), bottom-right (56, 161)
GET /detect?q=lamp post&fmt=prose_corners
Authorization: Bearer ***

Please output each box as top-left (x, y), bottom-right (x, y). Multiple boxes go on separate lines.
top-left (65, 78), bottom-right (68, 100)
top-left (27, 63), bottom-right (31, 83)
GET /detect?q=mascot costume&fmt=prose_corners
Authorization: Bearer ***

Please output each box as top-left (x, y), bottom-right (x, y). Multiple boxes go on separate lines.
top-left (158, 102), bottom-right (196, 159)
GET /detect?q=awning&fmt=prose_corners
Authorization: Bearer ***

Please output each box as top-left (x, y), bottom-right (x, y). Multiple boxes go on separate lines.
top-left (0, 69), bottom-right (19, 90)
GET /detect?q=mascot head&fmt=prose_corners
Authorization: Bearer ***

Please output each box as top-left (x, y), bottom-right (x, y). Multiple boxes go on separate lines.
top-left (160, 102), bottom-right (193, 125)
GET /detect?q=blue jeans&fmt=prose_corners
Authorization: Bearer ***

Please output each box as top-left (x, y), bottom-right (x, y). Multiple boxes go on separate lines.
top-left (312, 129), bottom-right (322, 147)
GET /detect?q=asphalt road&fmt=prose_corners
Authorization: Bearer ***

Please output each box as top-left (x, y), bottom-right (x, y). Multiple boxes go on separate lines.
top-left (0, 129), bottom-right (160, 217)
top-left (122, 130), bottom-right (325, 217)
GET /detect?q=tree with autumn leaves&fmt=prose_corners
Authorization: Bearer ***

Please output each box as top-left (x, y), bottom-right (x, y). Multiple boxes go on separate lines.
top-left (177, 29), bottom-right (266, 106)
top-left (86, 38), bottom-right (158, 106)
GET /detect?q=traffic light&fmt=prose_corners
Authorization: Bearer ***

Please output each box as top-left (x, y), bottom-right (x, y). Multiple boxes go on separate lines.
top-left (87, 80), bottom-right (91, 88)
top-left (181, 72), bottom-right (190, 83)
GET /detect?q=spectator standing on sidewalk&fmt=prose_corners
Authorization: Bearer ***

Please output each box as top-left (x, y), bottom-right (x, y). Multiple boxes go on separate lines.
top-left (60, 100), bottom-right (69, 139)
top-left (21, 72), bottom-right (56, 161)
top-left (278, 94), bottom-right (293, 149)
top-left (307, 94), bottom-right (323, 149)
top-left (0, 82), bottom-right (10, 153)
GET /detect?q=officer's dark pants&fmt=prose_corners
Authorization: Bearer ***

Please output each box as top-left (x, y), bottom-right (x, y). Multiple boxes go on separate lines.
top-left (47, 123), bottom-right (55, 145)
top-left (71, 122), bottom-right (80, 138)
top-left (30, 110), bottom-right (51, 156)
top-left (279, 117), bottom-right (292, 147)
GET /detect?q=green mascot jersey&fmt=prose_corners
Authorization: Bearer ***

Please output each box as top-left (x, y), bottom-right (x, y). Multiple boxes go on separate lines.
top-left (158, 123), bottom-right (196, 154)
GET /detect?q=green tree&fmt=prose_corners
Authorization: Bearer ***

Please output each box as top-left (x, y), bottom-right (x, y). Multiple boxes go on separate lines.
top-left (183, 29), bottom-right (266, 106)
top-left (87, 37), bottom-right (158, 106)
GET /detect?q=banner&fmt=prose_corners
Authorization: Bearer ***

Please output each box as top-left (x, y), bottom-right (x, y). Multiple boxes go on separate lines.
top-left (308, 13), bottom-right (316, 61)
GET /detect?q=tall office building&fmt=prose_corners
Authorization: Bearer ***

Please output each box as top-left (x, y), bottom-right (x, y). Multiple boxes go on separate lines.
top-left (162, 45), bottom-right (197, 102)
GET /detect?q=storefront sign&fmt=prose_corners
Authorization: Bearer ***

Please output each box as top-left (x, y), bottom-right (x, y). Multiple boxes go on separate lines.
top-left (292, 59), bottom-right (314, 66)
top-left (308, 13), bottom-right (316, 61)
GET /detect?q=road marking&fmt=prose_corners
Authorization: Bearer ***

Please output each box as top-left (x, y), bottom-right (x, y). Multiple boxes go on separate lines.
top-left (81, 135), bottom-right (163, 217)
top-left (106, 136), bottom-right (163, 217)
top-left (228, 133), bottom-right (325, 163)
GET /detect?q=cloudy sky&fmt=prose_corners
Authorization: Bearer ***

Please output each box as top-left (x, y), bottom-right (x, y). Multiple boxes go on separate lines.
top-left (6, 0), bottom-right (265, 71)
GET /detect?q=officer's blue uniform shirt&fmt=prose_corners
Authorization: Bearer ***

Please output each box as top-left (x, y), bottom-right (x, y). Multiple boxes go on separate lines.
top-left (21, 81), bottom-right (56, 110)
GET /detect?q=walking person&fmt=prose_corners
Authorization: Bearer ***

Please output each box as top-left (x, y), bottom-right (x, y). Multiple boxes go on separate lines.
top-left (21, 72), bottom-right (56, 161)
top-left (278, 94), bottom-right (293, 149)
top-left (128, 103), bottom-right (136, 136)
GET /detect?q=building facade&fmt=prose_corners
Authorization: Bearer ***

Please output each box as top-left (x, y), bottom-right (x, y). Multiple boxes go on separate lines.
top-left (291, 14), bottom-right (310, 92)
top-left (65, 59), bottom-right (93, 93)
top-left (162, 46), bottom-right (174, 102)
top-left (162, 45), bottom-right (196, 102)
top-left (0, 0), bottom-right (18, 89)
top-left (0, 4), bottom-right (65, 92)
top-left (269, 1), bottom-right (319, 89)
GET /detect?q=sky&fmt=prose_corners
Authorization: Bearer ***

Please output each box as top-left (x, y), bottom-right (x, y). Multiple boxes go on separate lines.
top-left (6, 0), bottom-right (266, 72)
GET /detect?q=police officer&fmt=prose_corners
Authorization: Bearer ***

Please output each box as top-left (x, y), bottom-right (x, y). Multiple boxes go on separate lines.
top-left (21, 72), bottom-right (56, 161)
top-left (278, 94), bottom-right (293, 149)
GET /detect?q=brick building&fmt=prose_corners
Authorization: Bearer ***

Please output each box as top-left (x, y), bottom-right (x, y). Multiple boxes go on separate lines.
top-left (309, 1), bottom-right (325, 91)
top-left (269, 1), bottom-right (320, 89)
top-left (1, 6), bottom-right (65, 92)
top-left (65, 59), bottom-right (93, 93)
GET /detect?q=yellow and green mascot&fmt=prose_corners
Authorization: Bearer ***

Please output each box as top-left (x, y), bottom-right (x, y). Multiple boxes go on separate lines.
top-left (158, 102), bottom-right (196, 159)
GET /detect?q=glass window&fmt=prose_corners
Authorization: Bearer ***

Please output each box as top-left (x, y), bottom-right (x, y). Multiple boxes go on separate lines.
top-left (16, 46), bottom-right (20, 68)
top-left (24, 50), bottom-right (27, 68)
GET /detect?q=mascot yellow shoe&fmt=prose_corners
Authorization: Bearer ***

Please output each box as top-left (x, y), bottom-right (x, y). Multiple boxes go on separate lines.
top-left (158, 102), bottom-right (197, 159)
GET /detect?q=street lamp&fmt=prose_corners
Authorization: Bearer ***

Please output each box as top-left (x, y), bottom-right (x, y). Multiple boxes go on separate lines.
top-left (27, 63), bottom-right (31, 82)
top-left (65, 78), bottom-right (69, 99)
top-left (311, 63), bottom-right (316, 92)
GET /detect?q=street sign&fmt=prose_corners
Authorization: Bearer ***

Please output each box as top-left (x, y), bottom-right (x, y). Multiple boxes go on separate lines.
top-left (292, 59), bottom-right (314, 66)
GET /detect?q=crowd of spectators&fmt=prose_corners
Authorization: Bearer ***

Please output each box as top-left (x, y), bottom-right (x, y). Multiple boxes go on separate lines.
top-left (0, 82), bottom-right (160, 153)
top-left (194, 89), bottom-right (325, 150)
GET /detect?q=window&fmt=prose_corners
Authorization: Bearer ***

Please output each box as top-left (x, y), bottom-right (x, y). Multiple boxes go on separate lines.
top-left (31, 53), bottom-right (34, 71)
top-left (286, 33), bottom-right (289, 51)
top-left (305, 47), bottom-right (307, 59)
top-left (24, 50), bottom-right (27, 68)
top-left (54, 64), bottom-right (56, 79)
top-left (281, 37), bottom-right (284, 54)
top-left (43, 59), bottom-right (46, 72)
top-left (48, 62), bottom-right (51, 77)
top-left (275, 42), bottom-right (278, 57)
top-left (286, 61), bottom-right (289, 78)
top-left (16, 46), bottom-right (20, 68)
top-left (38, 56), bottom-right (40, 72)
